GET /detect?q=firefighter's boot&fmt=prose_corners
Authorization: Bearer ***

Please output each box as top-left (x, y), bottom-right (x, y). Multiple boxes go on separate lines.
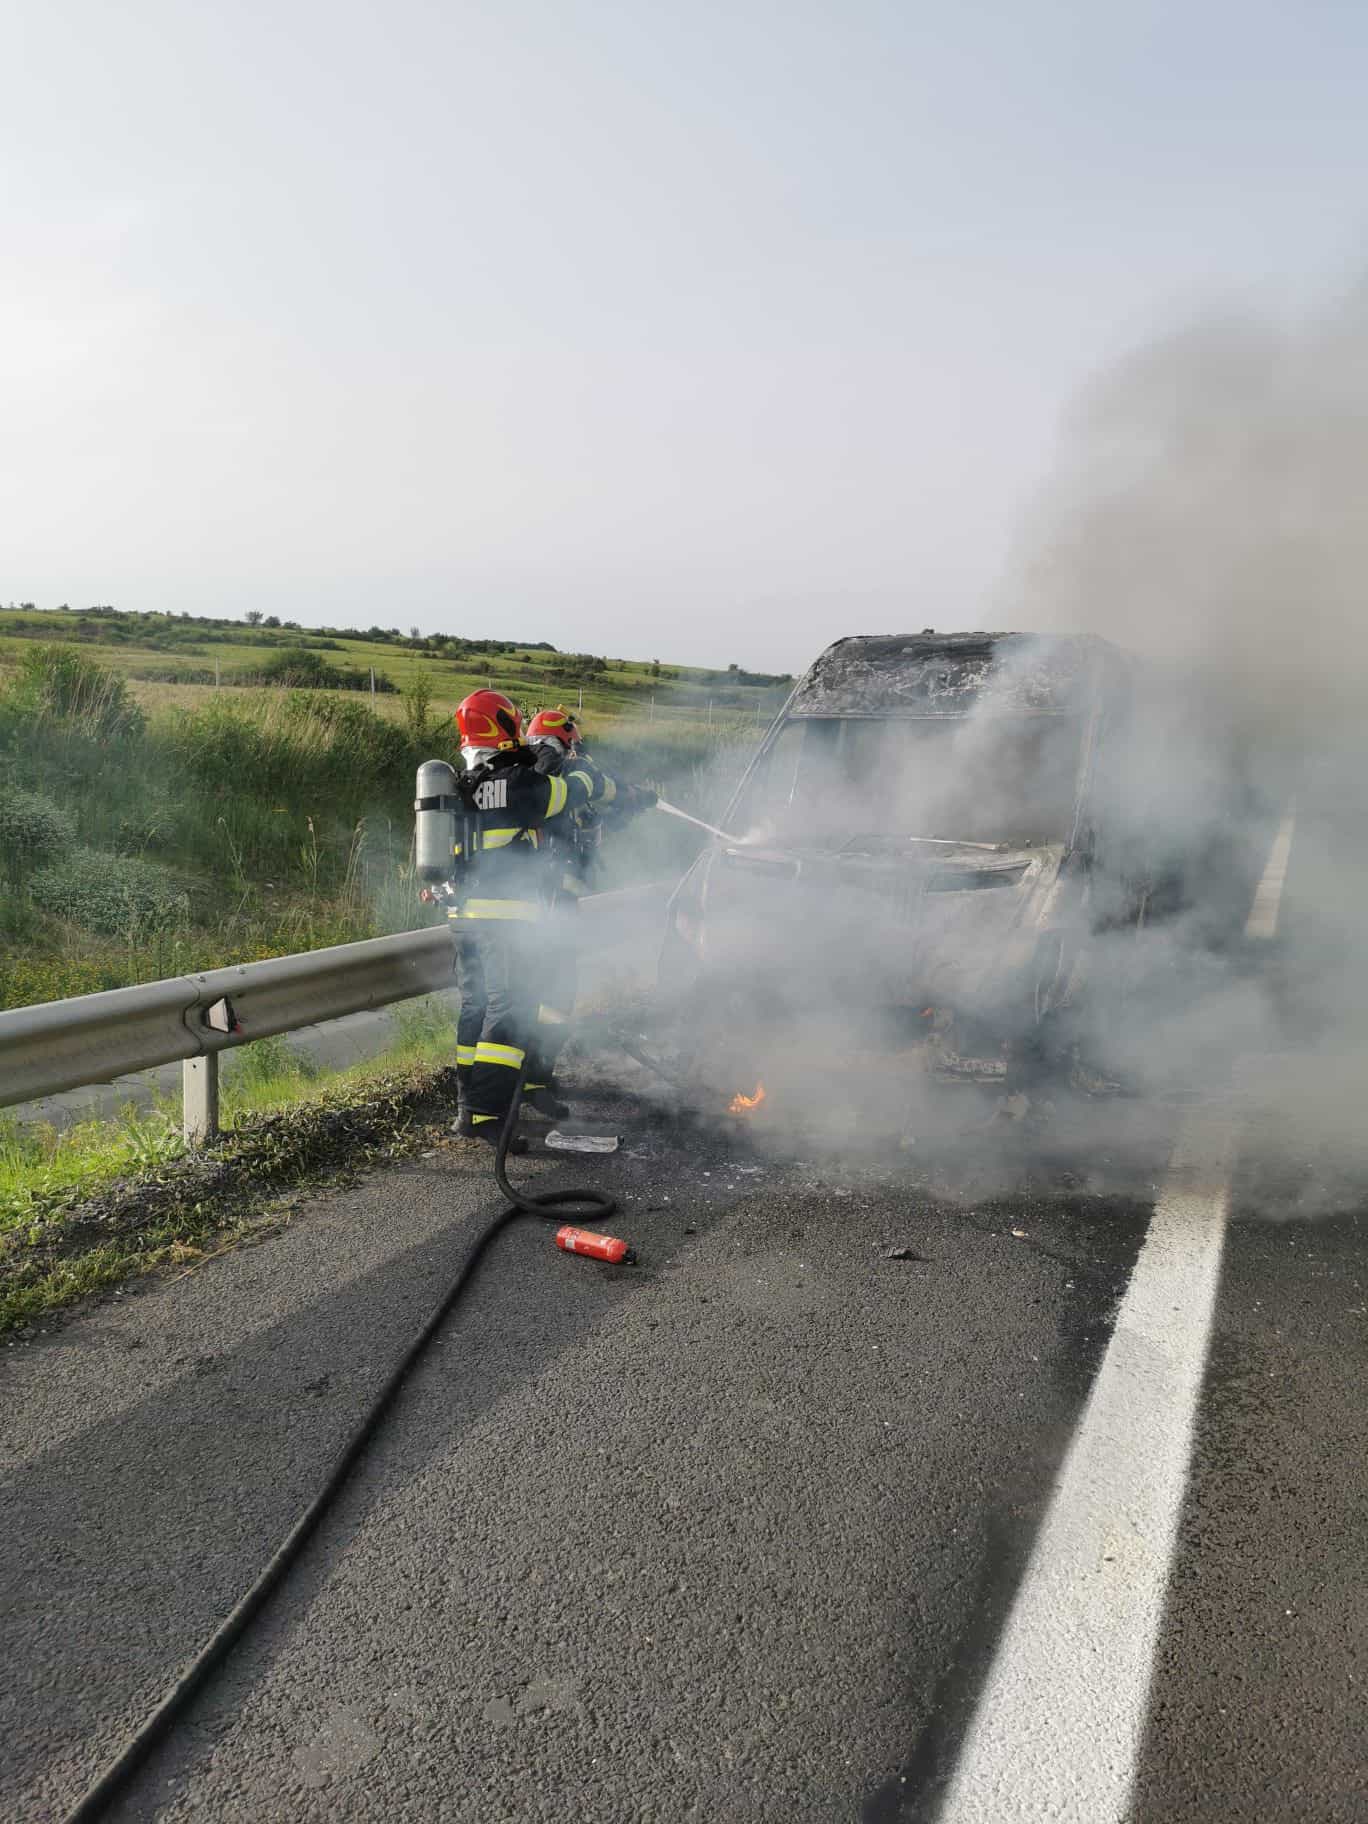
top-left (453, 1111), bottom-right (528, 1154)
top-left (522, 1082), bottom-right (570, 1120)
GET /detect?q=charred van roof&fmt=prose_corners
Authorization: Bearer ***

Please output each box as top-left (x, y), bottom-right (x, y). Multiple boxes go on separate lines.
top-left (783, 631), bottom-right (1126, 718)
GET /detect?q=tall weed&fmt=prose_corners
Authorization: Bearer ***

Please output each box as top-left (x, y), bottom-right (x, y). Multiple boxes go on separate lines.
top-left (28, 850), bottom-right (193, 939)
top-left (0, 786), bottom-right (64, 884)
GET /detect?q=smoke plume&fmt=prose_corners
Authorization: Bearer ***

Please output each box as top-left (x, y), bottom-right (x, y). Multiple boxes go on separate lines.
top-left (1008, 283), bottom-right (1368, 1194)
top-left (1018, 285), bottom-right (1368, 723)
top-left (589, 286), bottom-right (1368, 1212)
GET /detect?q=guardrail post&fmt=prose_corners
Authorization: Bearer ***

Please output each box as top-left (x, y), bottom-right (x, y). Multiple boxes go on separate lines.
top-left (182, 1055), bottom-right (219, 1146)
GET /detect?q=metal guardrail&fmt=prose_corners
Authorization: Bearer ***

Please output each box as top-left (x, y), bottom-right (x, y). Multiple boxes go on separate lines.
top-left (0, 885), bottom-right (665, 1143)
top-left (0, 928), bottom-right (455, 1143)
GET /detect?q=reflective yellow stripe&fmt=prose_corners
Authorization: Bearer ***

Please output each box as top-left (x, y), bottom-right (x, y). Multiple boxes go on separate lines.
top-left (456, 1045), bottom-right (477, 1066)
top-left (523, 1082), bottom-right (545, 1091)
top-left (474, 1041), bottom-right (526, 1069)
top-left (567, 769), bottom-right (593, 797)
top-left (546, 775), bottom-right (568, 816)
top-left (598, 776), bottom-right (617, 804)
top-left (471, 1113), bottom-right (497, 1125)
top-left (460, 898), bottom-right (541, 921)
top-left (479, 827), bottom-right (524, 850)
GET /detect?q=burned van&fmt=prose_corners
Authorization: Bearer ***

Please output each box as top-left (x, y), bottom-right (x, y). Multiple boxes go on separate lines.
top-left (663, 631), bottom-right (1154, 1091)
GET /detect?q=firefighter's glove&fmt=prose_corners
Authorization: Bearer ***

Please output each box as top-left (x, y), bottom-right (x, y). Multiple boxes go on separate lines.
top-left (628, 784), bottom-right (659, 811)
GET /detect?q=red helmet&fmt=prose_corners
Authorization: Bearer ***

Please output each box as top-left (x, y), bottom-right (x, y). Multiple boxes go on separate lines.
top-left (455, 689), bottom-right (520, 749)
top-left (525, 707), bottom-right (580, 750)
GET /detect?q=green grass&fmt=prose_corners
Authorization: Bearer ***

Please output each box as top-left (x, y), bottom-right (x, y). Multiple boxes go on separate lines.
top-left (218, 1000), bottom-right (458, 1120)
top-left (0, 625), bottom-right (764, 1011)
top-left (0, 1106), bottom-right (186, 1241)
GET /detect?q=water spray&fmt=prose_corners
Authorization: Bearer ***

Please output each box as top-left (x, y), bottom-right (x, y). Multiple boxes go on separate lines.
top-left (654, 798), bottom-right (745, 844)
top-left (656, 797), bottom-right (1004, 855)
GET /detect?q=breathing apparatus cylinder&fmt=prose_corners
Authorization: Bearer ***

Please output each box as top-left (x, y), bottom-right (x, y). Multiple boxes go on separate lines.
top-left (414, 759), bottom-right (461, 883)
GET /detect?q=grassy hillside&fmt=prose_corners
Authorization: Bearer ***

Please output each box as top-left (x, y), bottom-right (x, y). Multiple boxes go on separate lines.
top-left (0, 608), bottom-right (785, 1011)
top-left (0, 604), bottom-right (792, 727)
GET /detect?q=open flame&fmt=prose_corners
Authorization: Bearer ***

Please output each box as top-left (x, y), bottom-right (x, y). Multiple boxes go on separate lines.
top-left (728, 1081), bottom-right (767, 1115)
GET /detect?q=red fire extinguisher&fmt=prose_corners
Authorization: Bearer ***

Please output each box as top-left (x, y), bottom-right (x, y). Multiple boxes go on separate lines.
top-left (554, 1226), bottom-right (636, 1265)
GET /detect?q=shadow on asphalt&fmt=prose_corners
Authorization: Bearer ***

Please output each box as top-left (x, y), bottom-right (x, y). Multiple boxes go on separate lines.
top-left (4, 1101), bottom-right (1173, 1822)
top-left (0, 1146), bottom-right (712, 1819)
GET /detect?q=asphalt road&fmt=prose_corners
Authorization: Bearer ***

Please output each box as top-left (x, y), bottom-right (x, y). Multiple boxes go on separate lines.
top-left (3, 1107), bottom-right (1161, 1824)
top-left (3, 800), bottom-right (1366, 1823)
top-left (1131, 1206), bottom-right (1368, 1824)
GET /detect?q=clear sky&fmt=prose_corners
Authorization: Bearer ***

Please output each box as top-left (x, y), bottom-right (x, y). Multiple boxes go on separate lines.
top-left (3, 0), bottom-right (1366, 669)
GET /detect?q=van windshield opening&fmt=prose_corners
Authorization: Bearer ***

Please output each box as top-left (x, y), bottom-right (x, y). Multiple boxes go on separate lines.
top-left (735, 715), bottom-right (1083, 849)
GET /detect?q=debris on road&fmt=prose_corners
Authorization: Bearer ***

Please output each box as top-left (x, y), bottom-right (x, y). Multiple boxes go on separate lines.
top-left (545, 1130), bottom-right (621, 1154)
top-left (886, 1246), bottom-right (931, 1262)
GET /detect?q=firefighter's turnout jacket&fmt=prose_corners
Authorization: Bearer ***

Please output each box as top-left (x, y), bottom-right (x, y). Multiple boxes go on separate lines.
top-left (538, 757), bottom-right (619, 903)
top-left (448, 748), bottom-right (618, 1123)
top-left (448, 749), bottom-right (613, 918)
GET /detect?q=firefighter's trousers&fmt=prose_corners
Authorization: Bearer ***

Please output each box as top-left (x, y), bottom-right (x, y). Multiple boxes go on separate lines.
top-left (453, 925), bottom-right (486, 1104)
top-left (452, 918), bottom-right (539, 1126)
top-left (524, 903), bottom-right (579, 1091)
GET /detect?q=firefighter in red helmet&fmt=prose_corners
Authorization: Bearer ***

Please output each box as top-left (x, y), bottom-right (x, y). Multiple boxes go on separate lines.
top-left (442, 689), bottom-right (647, 1146)
top-left (525, 707), bottom-right (580, 752)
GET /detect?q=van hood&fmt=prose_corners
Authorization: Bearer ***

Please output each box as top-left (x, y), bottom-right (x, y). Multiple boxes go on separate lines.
top-left (685, 839), bottom-right (1072, 1016)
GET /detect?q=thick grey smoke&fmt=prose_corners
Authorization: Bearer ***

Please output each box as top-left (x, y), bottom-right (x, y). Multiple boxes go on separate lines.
top-left (1009, 285), bottom-right (1368, 1193)
top-left (586, 289), bottom-right (1368, 1206)
top-left (1018, 286), bottom-right (1368, 722)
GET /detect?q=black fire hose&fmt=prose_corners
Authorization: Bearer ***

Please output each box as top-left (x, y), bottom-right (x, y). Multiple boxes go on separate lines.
top-left (60, 1061), bottom-right (617, 1824)
top-left (489, 1056), bottom-right (619, 1221)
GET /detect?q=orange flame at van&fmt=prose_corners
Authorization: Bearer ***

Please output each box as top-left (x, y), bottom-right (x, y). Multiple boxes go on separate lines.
top-left (728, 1082), bottom-right (767, 1115)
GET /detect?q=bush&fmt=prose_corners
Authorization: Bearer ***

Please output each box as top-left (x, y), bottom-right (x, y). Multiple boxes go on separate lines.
top-left (4, 646), bottom-right (144, 740)
top-left (28, 850), bottom-right (191, 938)
top-left (402, 671), bottom-right (436, 744)
top-left (243, 649), bottom-right (332, 687)
top-left (238, 649), bottom-right (395, 692)
top-left (0, 786), bottom-right (64, 881)
top-left (128, 665), bottom-right (219, 686)
top-left (278, 692), bottom-right (416, 792)
top-left (108, 786), bottom-right (191, 857)
top-left (161, 693), bottom-right (427, 882)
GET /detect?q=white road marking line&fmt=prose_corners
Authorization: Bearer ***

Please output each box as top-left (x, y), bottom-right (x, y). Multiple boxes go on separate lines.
top-left (938, 805), bottom-right (1298, 1823)
top-left (1245, 804), bottom-right (1297, 940)
top-left (936, 1105), bottom-right (1237, 1824)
